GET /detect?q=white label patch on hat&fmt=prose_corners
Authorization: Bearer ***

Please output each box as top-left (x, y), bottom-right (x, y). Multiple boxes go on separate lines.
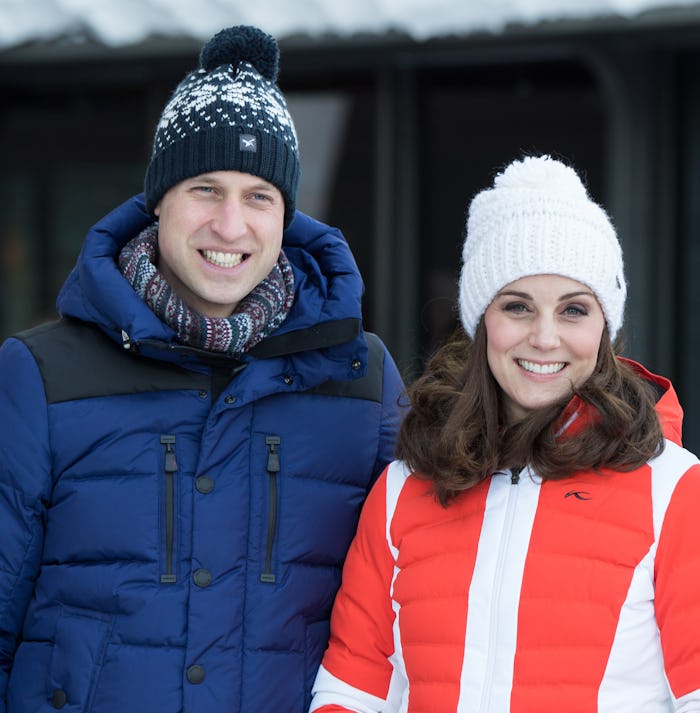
top-left (239, 134), bottom-right (257, 152)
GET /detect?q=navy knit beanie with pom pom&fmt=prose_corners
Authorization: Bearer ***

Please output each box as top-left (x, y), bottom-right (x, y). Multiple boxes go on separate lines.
top-left (144, 25), bottom-right (299, 226)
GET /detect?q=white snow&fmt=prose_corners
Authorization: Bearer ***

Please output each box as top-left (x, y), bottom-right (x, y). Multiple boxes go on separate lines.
top-left (0, 0), bottom-right (699, 50)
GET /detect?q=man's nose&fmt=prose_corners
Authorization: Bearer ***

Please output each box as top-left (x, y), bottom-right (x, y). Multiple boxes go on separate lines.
top-left (210, 198), bottom-right (246, 240)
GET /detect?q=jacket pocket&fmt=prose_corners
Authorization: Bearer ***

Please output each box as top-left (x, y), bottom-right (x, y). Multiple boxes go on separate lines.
top-left (160, 434), bottom-right (179, 584)
top-left (46, 606), bottom-right (112, 711)
top-left (260, 435), bottom-right (281, 583)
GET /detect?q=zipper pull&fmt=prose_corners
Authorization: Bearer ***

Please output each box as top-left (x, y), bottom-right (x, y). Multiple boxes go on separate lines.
top-left (161, 435), bottom-right (178, 472)
top-left (266, 436), bottom-right (281, 473)
top-left (511, 466), bottom-right (522, 485)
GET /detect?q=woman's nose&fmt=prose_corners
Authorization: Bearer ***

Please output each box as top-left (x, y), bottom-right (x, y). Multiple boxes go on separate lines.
top-left (529, 315), bottom-right (560, 350)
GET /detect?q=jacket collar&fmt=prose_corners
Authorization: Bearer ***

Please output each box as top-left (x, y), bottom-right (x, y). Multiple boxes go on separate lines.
top-left (557, 356), bottom-right (683, 447)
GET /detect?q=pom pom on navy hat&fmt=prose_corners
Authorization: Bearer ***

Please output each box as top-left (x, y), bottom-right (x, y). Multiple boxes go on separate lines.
top-left (199, 25), bottom-right (279, 80)
top-left (458, 155), bottom-right (626, 339)
top-left (144, 25), bottom-right (299, 226)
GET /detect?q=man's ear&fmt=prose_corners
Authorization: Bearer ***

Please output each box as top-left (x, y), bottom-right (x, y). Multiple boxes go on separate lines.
top-left (154, 203), bottom-right (161, 217)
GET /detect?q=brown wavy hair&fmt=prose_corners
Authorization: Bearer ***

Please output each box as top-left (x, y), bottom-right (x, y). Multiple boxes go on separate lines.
top-left (395, 321), bottom-right (664, 506)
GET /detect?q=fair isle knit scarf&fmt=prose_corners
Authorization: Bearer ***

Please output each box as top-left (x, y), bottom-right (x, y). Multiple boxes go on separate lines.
top-left (118, 224), bottom-right (295, 355)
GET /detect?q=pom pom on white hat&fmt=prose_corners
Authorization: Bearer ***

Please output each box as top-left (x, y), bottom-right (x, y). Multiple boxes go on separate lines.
top-left (458, 155), bottom-right (626, 339)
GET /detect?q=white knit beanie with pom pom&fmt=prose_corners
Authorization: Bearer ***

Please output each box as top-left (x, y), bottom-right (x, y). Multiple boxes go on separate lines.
top-left (458, 155), bottom-right (626, 339)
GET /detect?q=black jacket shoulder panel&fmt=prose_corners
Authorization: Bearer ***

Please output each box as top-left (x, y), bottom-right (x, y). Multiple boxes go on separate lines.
top-left (309, 332), bottom-right (385, 403)
top-left (15, 320), bottom-right (387, 406)
top-left (15, 319), bottom-right (210, 404)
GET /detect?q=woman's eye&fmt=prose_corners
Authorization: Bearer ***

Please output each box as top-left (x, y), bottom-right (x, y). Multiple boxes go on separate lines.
top-left (503, 302), bottom-right (528, 314)
top-left (563, 304), bottom-right (588, 317)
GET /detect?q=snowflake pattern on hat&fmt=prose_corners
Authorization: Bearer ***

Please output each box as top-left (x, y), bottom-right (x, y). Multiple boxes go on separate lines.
top-left (153, 63), bottom-right (297, 153)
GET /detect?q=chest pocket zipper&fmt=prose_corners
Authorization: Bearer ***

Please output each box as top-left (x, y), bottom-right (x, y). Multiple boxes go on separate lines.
top-left (260, 436), bottom-right (281, 583)
top-left (160, 435), bottom-right (178, 584)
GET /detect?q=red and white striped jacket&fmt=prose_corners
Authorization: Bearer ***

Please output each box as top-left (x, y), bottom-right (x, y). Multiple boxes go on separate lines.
top-left (310, 362), bottom-right (700, 712)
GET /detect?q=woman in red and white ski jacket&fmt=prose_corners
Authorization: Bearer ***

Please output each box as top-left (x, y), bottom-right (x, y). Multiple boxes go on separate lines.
top-left (311, 365), bottom-right (700, 712)
top-left (309, 156), bottom-right (700, 712)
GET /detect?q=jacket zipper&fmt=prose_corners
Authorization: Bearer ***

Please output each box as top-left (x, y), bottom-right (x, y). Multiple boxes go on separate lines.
top-left (478, 467), bottom-right (522, 712)
top-left (260, 436), bottom-right (281, 583)
top-left (160, 435), bottom-right (178, 584)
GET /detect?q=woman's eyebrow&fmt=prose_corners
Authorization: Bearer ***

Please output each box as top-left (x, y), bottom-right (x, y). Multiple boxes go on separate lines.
top-left (496, 290), bottom-right (530, 299)
top-left (560, 291), bottom-right (595, 299)
top-left (495, 290), bottom-right (595, 299)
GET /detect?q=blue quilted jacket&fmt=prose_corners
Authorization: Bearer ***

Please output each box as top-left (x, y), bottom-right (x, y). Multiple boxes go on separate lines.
top-left (0, 195), bottom-right (404, 713)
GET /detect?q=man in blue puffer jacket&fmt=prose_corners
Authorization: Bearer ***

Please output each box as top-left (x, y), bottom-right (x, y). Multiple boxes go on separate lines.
top-left (0, 25), bottom-right (404, 713)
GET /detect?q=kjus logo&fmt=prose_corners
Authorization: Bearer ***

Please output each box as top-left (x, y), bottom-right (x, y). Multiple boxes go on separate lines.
top-left (239, 134), bottom-right (257, 152)
top-left (564, 490), bottom-right (592, 501)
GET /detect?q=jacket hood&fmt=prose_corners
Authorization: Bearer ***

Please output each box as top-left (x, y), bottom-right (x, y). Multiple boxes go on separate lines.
top-left (56, 194), bottom-right (367, 379)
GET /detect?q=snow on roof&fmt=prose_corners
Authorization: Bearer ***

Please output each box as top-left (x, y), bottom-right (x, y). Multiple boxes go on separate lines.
top-left (1, 0), bottom-right (699, 53)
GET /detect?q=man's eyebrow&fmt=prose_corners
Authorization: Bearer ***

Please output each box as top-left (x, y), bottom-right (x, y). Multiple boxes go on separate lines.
top-left (185, 174), bottom-right (218, 184)
top-left (186, 175), bottom-right (277, 191)
top-left (248, 181), bottom-right (277, 191)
